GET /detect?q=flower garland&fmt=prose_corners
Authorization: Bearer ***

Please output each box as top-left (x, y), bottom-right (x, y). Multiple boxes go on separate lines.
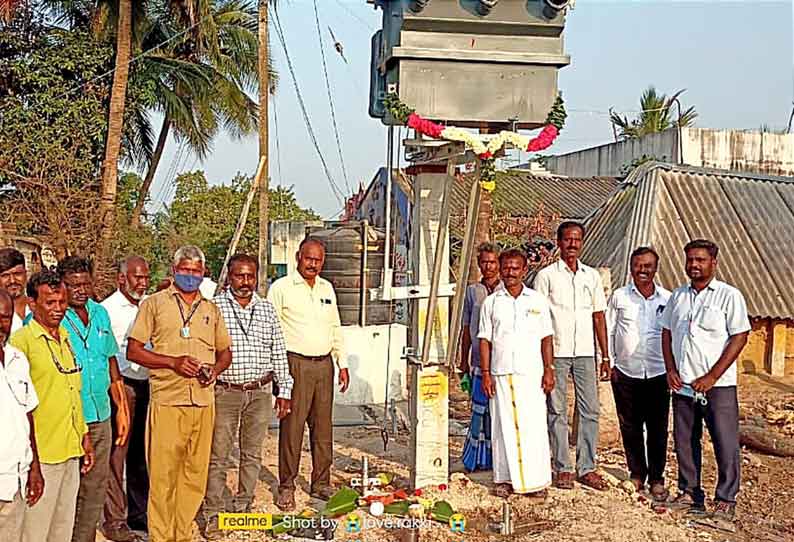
top-left (384, 93), bottom-right (567, 191)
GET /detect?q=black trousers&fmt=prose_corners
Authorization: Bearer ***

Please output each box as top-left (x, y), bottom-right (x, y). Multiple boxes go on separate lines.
top-left (611, 369), bottom-right (670, 484)
top-left (124, 377), bottom-right (150, 530)
top-left (673, 386), bottom-right (740, 504)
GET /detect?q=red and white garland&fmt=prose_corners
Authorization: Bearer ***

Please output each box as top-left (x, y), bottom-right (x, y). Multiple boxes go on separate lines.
top-left (385, 93), bottom-right (567, 190)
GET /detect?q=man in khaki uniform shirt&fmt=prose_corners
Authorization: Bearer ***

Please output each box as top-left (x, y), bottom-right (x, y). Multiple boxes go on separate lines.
top-left (127, 246), bottom-right (231, 542)
top-left (267, 238), bottom-right (349, 511)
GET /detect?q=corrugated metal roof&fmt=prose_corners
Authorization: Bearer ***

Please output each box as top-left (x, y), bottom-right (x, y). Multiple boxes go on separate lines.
top-left (581, 162), bottom-right (794, 319)
top-left (451, 171), bottom-right (619, 220)
top-left (449, 171), bottom-right (619, 240)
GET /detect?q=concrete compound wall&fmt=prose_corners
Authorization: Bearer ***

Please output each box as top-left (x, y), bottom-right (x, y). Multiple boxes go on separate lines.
top-left (546, 128), bottom-right (794, 178)
top-left (333, 323), bottom-right (408, 406)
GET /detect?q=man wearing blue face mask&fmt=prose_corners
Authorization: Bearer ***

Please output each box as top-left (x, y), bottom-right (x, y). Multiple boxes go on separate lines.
top-left (126, 246), bottom-right (232, 542)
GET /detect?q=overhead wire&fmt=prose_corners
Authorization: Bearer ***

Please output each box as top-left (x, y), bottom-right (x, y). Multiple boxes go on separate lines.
top-left (270, 4), bottom-right (345, 206)
top-left (272, 94), bottom-right (285, 219)
top-left (313, 0), bottom-right (351, 194)
top-left (331, 0), bottom-right (376, 33)
top-left (152, 139), bottom-right (186, 206)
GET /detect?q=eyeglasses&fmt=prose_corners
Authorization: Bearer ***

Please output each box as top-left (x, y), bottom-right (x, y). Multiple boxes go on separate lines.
top-left (45, 338), bottom-right (81, 375)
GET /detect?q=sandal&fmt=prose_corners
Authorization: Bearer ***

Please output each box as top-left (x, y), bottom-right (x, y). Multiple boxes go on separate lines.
top-left (554, 471), bottom-right (575, 490)
top-left (577, 471), bottom-right (609, 491)
top-left (492, 483), bottom-right (512, 498)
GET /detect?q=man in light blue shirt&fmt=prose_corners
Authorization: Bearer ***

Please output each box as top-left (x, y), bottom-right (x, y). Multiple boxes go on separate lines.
top-left (57, 256), bottom-right (128, 542)
top-left (661, 239), bottom-right (750, 531)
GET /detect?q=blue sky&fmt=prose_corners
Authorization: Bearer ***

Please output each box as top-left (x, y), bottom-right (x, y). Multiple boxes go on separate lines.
top-left (147, 0), bottom-right (794, 218)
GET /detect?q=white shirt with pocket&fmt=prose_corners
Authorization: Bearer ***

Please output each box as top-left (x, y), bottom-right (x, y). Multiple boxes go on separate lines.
top-left (661, 279), bottom-right (751, 387)
top-left (606, 283), bottom-right (671, 379)
top-left (0, 344), bottom-right (39, 501)
top-left (102, 290), bottom-right (148, 380)
top-left (477, 286), bottom-right (554, 376)
top-left (534, 260), bottom-right (607, 358)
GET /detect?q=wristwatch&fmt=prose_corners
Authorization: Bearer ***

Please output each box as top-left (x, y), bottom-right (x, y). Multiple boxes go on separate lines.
top-left (601, 356), bottom-right (611, 363)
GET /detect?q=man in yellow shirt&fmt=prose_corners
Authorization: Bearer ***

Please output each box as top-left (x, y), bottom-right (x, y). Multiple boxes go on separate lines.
top-left (267, 238), bottom-right (349, 511)
top-left (10, 270), bottom-right (95, 542)
top-left (127, 246), bottom-right (231, 542)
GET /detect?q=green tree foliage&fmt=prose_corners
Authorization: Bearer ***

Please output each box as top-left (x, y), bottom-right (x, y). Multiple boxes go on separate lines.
top-left (155, 170), bottom-right (319, 280)
top-left (0, 16), bottom-right (157, 256)
top-left (610, 87), bottom-right (698, 140)
top-left (0, 27), bottom-right (112, 186)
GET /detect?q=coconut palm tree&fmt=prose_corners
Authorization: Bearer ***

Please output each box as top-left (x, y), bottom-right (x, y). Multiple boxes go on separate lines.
top-left (129, 0), bottom-right (277, 227)
top-left (97, 0), bottom-right (133, 251)
top-left (610, 87), bottom-right (698, 140)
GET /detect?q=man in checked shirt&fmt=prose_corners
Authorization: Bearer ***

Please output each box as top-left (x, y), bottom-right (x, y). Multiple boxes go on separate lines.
top-left (201, 254), bottom-right (293, 540)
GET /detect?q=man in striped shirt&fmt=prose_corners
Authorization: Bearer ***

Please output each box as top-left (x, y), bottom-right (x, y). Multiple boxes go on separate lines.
top-left (201, 254), bottom-right (293, 540)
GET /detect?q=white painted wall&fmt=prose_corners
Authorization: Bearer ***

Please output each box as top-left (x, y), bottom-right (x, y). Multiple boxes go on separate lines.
top-left (546, 128), bottom-right (794, 178)
top-left (334, 323), bottom-right (408, 406)
top-left (269, 220), bottom-right (323, 277)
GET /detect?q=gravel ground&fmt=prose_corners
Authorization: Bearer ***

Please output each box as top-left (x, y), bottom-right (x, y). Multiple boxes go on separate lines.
top-left (96, 373), bottom-right (794, 542)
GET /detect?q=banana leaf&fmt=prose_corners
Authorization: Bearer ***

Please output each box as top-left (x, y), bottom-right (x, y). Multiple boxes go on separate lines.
top-left (270, 517), bottom-right (291, 536)
top-left (430, 501), bottom-right (454, 524)
top-left (383, 500), bottom-right (411, 517)
top-left (321, 487), bottom-right (360, 517)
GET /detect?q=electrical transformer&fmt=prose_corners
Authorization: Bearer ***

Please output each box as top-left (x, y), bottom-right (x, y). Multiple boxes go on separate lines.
top-left (369, 0), bottom-right (571, 130)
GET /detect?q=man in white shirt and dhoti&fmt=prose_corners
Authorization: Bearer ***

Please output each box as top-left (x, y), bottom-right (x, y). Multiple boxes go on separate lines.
top-left (478, 248), bottom-right (555, 498)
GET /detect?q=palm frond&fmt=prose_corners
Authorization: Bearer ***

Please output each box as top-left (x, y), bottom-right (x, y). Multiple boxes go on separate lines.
top-left (611, 85), bottom-right (697, 140)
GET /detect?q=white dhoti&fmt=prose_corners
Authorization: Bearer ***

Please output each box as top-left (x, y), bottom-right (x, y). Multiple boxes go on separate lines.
top-left (490, 373), bottom-right (552, 493)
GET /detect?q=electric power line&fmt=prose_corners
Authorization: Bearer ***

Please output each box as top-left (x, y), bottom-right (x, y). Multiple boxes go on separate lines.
top-left (331, 0), bottom-right (376, 33)
top-left (152, 140), bottom-right (184, 206)
top-left (273, 95), bottom-right (284, 190)
top-left (271, 4), bottom-right (345, 206)
top-left (313, 0), bottom-right (351, 194)
top-left (272, 95), bottom-right (285, 220)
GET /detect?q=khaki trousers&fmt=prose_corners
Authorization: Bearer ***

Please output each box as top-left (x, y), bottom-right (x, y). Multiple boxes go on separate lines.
top-left (0, 490), bottom-right (25, 542)
top-left (278, 354), bottom-right (334, 492)
top-left (146, 402), bottom-right (214, 542)
top-left (22, 458), bottom-right (80, 542)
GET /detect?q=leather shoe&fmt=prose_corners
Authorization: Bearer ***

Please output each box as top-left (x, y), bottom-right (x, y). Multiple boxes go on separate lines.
top-left (102, 525), bottom-right (143, 542)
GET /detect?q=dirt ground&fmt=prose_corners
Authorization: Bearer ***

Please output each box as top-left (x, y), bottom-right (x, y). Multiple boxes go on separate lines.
top-left (98, 372), bottom-right (794, 542)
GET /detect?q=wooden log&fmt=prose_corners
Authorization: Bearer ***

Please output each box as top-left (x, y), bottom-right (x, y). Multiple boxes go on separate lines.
top-left (739, 423), bottom-right (794, 457)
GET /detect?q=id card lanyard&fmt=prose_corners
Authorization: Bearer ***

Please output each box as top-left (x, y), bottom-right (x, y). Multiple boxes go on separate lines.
top-left (175, 296), bottom-right (202, 338)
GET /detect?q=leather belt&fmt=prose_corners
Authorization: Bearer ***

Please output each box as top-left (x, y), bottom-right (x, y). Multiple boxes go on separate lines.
top-left (217, 373), bottom-right (273, 391)
top-left (287, 351), bottom-right (330, 361)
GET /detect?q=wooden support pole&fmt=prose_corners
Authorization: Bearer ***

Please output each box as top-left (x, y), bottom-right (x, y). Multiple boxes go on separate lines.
top-left (257, 0), bottom-right (271, 295)
top-left (446, 161), bottom-right (482, 369)
top-left (216, 157), bottom-right (267, 293)
top-left (420, 160), bottom-right (455, 366)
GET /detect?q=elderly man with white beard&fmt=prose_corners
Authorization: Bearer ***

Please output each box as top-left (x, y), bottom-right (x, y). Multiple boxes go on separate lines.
top-left (101, 257), bottom-right (151, 542)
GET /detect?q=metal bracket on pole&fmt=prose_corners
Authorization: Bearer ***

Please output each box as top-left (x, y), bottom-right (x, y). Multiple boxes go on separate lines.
top-left (369, 283), bottom-right (456, 301)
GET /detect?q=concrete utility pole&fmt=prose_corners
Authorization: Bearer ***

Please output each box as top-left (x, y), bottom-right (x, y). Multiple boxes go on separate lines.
top-left (369, 0), bottom-right (572, 489)
top-left (257, 0), bottom-right (270, 295)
